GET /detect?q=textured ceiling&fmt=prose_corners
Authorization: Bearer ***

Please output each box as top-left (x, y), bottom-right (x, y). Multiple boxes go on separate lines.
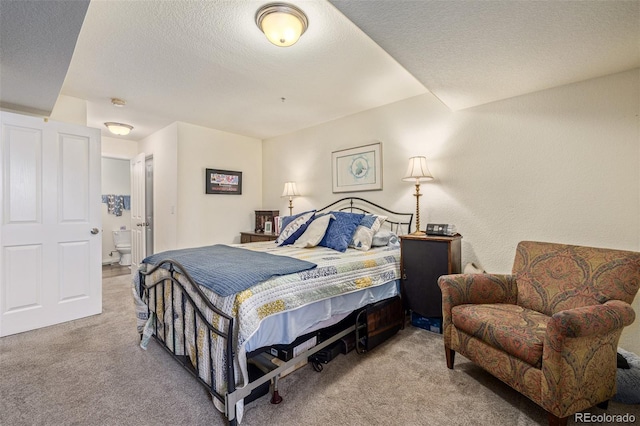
top-left (0, 0), bottom-right (89, 115)
top-left (61, 0), bottom-right (425, 140)
top-left (1, 1), bottom-right (638, 141)
top-left (331, 0), bottom-right (640, 111)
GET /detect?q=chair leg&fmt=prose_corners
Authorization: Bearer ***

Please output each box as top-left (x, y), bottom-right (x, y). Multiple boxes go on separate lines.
top-left (547, 412), bottom-right (568, 426)
top-left (445, 345), bottom-right (455, 369)
top-left (597, 400), bottom-right (609, 410)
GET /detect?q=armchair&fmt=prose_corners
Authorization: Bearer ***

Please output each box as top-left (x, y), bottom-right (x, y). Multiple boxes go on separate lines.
top-left (438, 241), bottom-right (640, 426)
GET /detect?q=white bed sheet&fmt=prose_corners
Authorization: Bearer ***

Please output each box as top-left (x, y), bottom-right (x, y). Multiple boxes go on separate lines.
top-left (244, 279), bottom-right (400, 353)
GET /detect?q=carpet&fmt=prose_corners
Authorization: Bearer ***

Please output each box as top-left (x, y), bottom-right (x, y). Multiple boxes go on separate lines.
top-left (0, 274), bottom-right (637, 425)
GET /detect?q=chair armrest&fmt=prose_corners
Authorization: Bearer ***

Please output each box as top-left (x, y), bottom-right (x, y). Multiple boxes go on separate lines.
top-left (546, 300), bottom-right (636, 341)
top-left (541, 300), bottom-right (635, 416)
top-left (438, 273), bottom-right (518, 308)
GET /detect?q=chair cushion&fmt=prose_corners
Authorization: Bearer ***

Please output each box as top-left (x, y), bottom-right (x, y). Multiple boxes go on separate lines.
top-left (452, 303), bottom-right (550, 368)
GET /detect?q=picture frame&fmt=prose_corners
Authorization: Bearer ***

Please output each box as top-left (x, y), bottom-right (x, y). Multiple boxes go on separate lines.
top-left (205, 168), bottom-right (242, 195)
top-left (332, 142), bottom-right (382, 193)
top-left (264, 221), bottom-right (273, 234)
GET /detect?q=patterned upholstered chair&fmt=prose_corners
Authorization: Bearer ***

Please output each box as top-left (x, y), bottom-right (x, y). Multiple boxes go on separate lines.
top-left (438, 241), bottom-right (640, 426)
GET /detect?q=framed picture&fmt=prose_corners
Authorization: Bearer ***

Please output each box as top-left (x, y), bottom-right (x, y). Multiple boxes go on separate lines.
top-left (264, 221), bottom-right (273, 233)
top-left (205, 169), bottom-right (242, 195)
top-left (332, 142), bottom-right (382, 193)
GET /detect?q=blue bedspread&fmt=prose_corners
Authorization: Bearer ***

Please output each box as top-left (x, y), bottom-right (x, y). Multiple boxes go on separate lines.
top-left (141, 244), bottom-right (317, 297)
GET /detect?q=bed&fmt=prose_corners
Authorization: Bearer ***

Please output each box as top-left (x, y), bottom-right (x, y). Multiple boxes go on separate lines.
top-left (133, 197), bottom-right (412, 425)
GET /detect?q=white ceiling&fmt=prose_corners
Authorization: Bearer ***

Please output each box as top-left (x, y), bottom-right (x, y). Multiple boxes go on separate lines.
top-left (330, 0), bottom-right (640, 111)
top-left (1, 0), bottom-right (638, 142)
top-left (0, 0), bottom-right (89, 115)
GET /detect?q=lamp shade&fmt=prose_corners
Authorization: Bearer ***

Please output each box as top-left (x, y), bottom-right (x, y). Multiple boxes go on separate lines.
top-left (256, 3), bottom-right (308, 47)
top-left (402, 156), bottom-right (433, 182)
top-left (281, 181), bottom-right (300, 197)
top-left (104, 122), bottom-right (133, 136)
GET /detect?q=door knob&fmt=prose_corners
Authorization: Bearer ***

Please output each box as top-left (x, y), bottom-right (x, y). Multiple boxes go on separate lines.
top-left (90, 228), bottom-right (100, 234)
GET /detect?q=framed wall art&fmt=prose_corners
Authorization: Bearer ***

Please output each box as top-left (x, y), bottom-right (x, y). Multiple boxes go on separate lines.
top-left (332, 142), bottom-right (382, 193)
top-left (205, 168), bottom-right (242, 195)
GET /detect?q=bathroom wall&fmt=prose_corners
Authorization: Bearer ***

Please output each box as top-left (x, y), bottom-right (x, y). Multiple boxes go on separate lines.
top-left (101, 157), bottom-right (131, 264)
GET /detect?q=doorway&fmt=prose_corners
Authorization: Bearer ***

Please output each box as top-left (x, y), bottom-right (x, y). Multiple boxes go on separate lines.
top-left (145, 156), bottom-right (154, 256)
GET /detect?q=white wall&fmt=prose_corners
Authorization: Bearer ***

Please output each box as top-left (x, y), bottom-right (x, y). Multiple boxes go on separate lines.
top-left (176, 122), bottom-right (262, 247)
top-left (263, 69), bottom-right (640, 353)
top-left (101, 157), bottom-right (131, 264)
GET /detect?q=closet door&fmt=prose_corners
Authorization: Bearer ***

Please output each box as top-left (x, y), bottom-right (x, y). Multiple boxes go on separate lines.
top-left (0, 111), bottom-right (102, 336)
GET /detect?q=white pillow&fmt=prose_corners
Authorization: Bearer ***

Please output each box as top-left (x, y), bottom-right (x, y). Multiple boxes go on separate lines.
top-left (350, 215), bottom-right (387, 251)
top-left (371, 229), bottom-right (397, 247)
top-left (293, 214), bottom-right (335, 248)
top-left (275, 211), bottom-right (315, 246)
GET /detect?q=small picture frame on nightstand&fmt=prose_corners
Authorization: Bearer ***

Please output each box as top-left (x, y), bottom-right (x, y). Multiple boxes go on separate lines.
top-left (255, 210), bottom-right (279, 233)
top-left (264, 221), bottom-right (273, 233)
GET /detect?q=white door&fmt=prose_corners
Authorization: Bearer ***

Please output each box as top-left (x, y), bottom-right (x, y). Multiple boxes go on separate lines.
top-left (130, 152), bottom-right (146, 269)
top-left (0, 111), bottom-right (101, 336)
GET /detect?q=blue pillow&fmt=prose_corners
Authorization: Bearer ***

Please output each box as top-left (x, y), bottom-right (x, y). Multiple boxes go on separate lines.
top-left (275, 210), bottom-right (315, 246)
top-left (319, 211), bottom-right (365, 252)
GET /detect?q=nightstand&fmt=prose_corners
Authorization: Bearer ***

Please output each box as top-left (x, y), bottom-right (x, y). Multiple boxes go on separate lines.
top-left (400, 234), bottom-right (462, 318)
top-left (240, 231), bottom-right (278, 243)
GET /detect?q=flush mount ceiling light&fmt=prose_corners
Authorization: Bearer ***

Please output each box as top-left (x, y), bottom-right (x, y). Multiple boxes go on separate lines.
top-left (104, 122), bottom-right (133, 136)
top-left (256, 3), bottom-right (308, 47)
top-left (111, 98), bottom-right (126, 107)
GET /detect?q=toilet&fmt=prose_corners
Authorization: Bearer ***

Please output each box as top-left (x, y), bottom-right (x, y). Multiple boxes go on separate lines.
top-left (112, 230), bottom-right (132, 266)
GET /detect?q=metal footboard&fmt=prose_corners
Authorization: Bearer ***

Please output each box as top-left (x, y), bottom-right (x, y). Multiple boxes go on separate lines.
top-left (138, 260), bottom-right (364, 425)
top-left (139, 260), bottom-right (237, 421)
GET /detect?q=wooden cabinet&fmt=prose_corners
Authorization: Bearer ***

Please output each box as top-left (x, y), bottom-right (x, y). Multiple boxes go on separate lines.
top-left (400, 234), bottom-right (462, 318)
top-left (240, 231), bottom-right (278, 243)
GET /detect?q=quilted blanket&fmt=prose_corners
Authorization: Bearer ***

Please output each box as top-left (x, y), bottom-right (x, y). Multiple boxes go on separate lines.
top-left (141, 244), bottom-right (316, 296)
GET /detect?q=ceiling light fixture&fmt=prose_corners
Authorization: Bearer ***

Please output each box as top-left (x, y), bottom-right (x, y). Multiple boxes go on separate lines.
top-left (104, 122), bottom-right (133, 136)
top-left (256, 3), bottom-right (308, 47)
top-left (111, 98), bottom-right (126, 107)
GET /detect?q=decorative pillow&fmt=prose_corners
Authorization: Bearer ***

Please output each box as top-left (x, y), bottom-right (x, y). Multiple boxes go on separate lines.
top-left (275, 210), bottom-right (315, 246)
top-left (350, 214), bottom-right (387, 251)
top-left (371, 229), bottom-right (398, 247)
top-left (318, 211), bottom-right (364, 252)
top-left (293, 214), bottom-right (335, 248)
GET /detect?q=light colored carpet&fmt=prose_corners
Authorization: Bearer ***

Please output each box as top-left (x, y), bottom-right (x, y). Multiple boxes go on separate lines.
top-left (0, 274), bottom-right (637, 425)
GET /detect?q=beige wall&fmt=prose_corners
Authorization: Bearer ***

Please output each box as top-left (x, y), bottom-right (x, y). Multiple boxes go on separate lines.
top-left (176, 122), bottom-right (262, 247)
top-left (138, 122), bottom-right (179, 253)
top-left (138, 121), bottom-right (262, 252)
top-left (49, 95), bottom-right (87, 126)
top-left (263, 69), bottom-right (640, 352)
top-left (102, 136), bottom-right (138, 159)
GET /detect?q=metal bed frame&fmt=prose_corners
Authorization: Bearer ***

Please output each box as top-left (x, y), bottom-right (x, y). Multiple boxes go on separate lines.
top-left (138, 197), bottom-right (413, 425)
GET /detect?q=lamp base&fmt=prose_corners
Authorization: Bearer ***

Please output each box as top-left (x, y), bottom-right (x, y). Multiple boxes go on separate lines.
top-left (410, 230), bottom-right (426, 236)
